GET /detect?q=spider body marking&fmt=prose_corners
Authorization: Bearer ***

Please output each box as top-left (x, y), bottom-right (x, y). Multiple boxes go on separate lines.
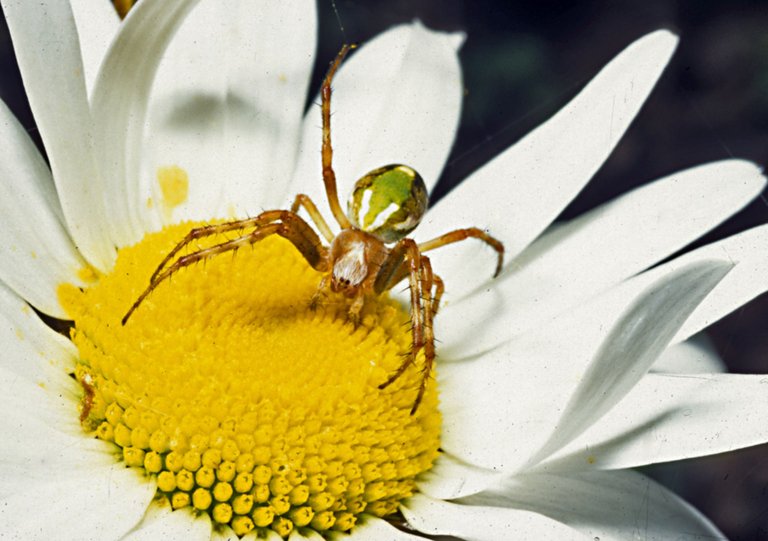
top-left (123, 45), bottom-right (505, 414)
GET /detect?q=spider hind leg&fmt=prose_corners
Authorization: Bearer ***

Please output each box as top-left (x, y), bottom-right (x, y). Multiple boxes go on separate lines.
top-left (374, 239), bottom-right (439, 414)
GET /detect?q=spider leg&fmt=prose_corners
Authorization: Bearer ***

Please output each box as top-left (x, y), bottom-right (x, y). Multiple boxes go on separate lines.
top-left (149, 211), bottom-right (292, 283)
top-left (418, 227), bottom-right (505, 277)
top-left (411, 255), bottom-right (437, 415)
top-left (291, 194), bottom-right (335, 243)
top-left (123, 212), bottom-right (328, 324)
top-left (320, 45), bottom-right (353, 230)
top-left (431, 271), bottom-right (445, 317)
top-left (375, 239), bottom-right (434, 414)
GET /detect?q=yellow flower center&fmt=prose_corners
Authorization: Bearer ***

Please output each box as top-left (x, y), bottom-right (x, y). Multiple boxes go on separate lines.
top-left (59, 222), bottom-right (441, 538)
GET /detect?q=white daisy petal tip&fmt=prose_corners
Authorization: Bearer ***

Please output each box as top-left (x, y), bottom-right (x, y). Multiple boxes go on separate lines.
top-left (409, 19), bottom-right (466, 50)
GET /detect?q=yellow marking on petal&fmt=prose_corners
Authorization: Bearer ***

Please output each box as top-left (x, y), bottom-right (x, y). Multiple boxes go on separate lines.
top-left (157, 165), bottom-right (189, 213)
top-left (146, 197), bottom-right (154, 209)
top-left (77, 265), bottom-right (99, 283)
top-left (59, 222), bottom-right (441, 538)
top-left (587, 455), bottom-right (596, 464)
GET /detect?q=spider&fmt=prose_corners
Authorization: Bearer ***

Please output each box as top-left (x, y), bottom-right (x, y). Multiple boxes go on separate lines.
top-left (122, 45), bottom-right (504, 414)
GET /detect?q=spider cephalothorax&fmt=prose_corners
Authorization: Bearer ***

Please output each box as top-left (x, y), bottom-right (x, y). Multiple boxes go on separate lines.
top-left (123, 45), bottom-right (504, 413)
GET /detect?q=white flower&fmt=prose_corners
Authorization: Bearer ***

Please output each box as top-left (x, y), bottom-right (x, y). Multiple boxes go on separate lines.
top-left (1, 1), bottom-right (767, 540)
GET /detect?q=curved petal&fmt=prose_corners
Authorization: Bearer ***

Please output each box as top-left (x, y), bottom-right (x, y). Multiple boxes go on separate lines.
top-left (439, 260), bottom-right (729, 473)
top-left (1, 0), bottom-right (115, 269)
top-left (417, 453), bottom-right (504, 500)
top-left (671, 223), bottom-right (768, 343)
top-left (69, 0), bottom-right (120, 95)
top-left (523, 261), bottom-right (730, 468)
top-left (652, 334), bottom-right (725, 373)
top-left (122, 504), bottom-right (211, 541)
top-left (144, 0), bottom-right (317, 222)
top-left (530, 223), bottom-right (768, 350)
top-left (1, 462), bottom-right (155, 540)
top-left (0, 281), bottom-right (78, 398)
top-left (537, 372), bottom-right (768, 472)
top-left (90, 0), bottom-right (204, 249)
top-left (437, 160), bottom-right (765, 358)
top-left (0, 375), bottom-right (107, 474)
top-left (462, 470), bottom-right (723, 541)
top-left (0, 99), bottom-right (88, 317)
top-left (289, 21), bottom-right (463, 222)
top-left (402, 493), bottom-right (588, 540)
top-left (415, 30), bottom-right (678, 302)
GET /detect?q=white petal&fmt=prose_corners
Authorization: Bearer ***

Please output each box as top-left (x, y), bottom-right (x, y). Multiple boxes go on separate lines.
top-left (1, 0), bottom-right (115, 269)
top-left (288, 529), bottom-right (326, 540)
top-left (289, 22), bottom-right (463, 218)
top-left (122, 504), bottom-right (211, 541)
top-left (416, 30), bottom-right (678, 302)
top-left (69, 0), bottom-right (120, 95)
top-left (90, 0), bottom-right (204, 248)
top-left (0, 348), bottom-right (81, 447)
top-left (144, 0), bottom-right (317, 221)
top-left (672, 223), bottom-right (768, 343)
top-left (348, 516), bottom-right (430, 540)
top-left (403, 493), bottom-right (588, 541)
top-left (0, 100), bottom-right (88, 317)
top-left (439, 260), bottom-right (729, 473)
top-left (437, 160), bottom-right (765, 358)
top-left (0, 282), bottom-right (83, 438)
top-left (546, 223), bottom-right (768, 349)
top-left (417, 453), bottom-right (504, 500)
top-left (0, 394), bottom-right (111, 486)
top-left (538, 372), bottom-right (768, 472)
top-left (523, 261), bottom-right (729, 468)
top-left (1, 462), bottom-right (155, 541)
top-left (0, 282), bottom-right (77, 391)
top-left (653, 334), bottom-right (725, 373)
top-left (463, 470), bottom-right (723, 541)
top-left (210, 526), bottom-right (239, 541)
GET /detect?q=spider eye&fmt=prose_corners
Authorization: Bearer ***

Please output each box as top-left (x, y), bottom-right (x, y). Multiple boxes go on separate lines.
top-left (347, 164), bottom-right (429, 244)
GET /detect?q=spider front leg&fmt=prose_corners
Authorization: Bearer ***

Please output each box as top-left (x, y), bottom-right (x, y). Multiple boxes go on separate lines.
top-left (122, 212), bottom-right (329, 324)
top-left (320, 45), bottom-right (354, 230)
top-left (374, 238), bottom-right (436, 414)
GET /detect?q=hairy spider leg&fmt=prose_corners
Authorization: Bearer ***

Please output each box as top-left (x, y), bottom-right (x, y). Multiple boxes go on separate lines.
top-left (122, 211), bottom-right (328, 325)
top-left (413, 256), bottom-right (437, 414)
top-left (418, 227), bottom-right (505, 277)
top-left (291, 194), bottom-right (335, 243)
top-left (429, 271), bottom-right (445, 317)
top-left (148, 212), bottom-right (293, 284)
top-left (320, 44), bottom-right (353, 230)
top-left (374, 238), bottom-right (436, 413)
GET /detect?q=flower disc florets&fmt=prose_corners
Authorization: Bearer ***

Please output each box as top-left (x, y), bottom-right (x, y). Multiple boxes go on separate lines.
top-left (60, 222), bottom-right (441, 538)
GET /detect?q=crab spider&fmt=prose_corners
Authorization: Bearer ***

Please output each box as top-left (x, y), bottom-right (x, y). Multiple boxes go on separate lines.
top-left (123, 45), bottom-right (504, 414)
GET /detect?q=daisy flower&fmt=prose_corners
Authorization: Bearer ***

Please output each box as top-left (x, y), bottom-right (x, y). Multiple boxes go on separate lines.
top-left (1, 1), bottom-right (767, 540)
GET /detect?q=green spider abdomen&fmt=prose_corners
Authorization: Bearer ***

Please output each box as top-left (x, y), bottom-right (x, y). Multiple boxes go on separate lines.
top-left (347, 164), bottom-right (429, 244)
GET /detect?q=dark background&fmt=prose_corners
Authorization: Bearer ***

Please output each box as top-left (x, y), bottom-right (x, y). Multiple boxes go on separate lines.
top-left (2, 1), bottom-right (768, 538)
